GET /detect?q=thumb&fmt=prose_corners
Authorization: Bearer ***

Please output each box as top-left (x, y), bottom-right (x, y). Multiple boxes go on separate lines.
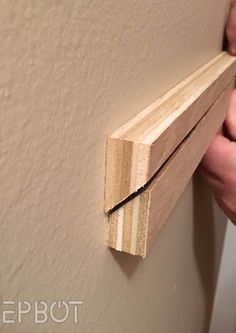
top-left (227, 1), bottom-right (236, 55)
top-left (201, 134), bottom-right (232, 176)
top-left (225, 89), bottom-right (236, 141)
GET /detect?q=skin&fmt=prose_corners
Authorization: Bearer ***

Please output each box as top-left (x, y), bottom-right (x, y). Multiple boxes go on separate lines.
top-left (200, 1), bottom-right (236, 224)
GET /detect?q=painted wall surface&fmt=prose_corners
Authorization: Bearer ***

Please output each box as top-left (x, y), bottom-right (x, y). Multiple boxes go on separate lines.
top-left (209, 220), bottom-right (236, 333)
top-left (0, 1), bottom-right (229, 332)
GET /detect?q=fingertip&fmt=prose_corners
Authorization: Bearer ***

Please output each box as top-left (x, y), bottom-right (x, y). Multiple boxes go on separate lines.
top-left (225, 90), bottom-right (236, 140)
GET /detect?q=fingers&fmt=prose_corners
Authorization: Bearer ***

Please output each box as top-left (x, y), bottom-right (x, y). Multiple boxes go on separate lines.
top-left (201, 133), bottom-right (236, 224)
top-left (227, 1), bottom-right (236, 55)
top-left (214, 194), bottom-right (236, 225)
top-left (202, 89), bottom-right (236, 176)
top-left (225, 89), bottom-right (236, 140)
top-left (201, 134), bottom-right (232, 177)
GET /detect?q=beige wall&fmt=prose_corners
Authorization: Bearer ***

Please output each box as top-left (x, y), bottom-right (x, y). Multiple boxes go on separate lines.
top-left (210, 220), bottom-right (236, 333)
top-left (0, 1), bottom-right (229, 332)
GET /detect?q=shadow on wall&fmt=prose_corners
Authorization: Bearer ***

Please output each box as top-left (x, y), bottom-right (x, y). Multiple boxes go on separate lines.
top-left (192, 169), bottom-right (226, 333)
top-left (106, 169), bottom-right (227, 333)
top-left (109, 248), bottom-right (142, 278)
top-left (108, 170), bottom-right (227, 283)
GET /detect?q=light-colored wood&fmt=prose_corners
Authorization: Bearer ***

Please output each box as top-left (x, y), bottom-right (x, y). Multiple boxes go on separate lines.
top-left (107, 82), bottom-right (233, 257)
top-left (105, 53), bottom-right (236, 212)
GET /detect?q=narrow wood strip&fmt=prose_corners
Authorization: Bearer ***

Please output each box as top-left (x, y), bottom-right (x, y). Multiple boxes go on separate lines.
top-left (135, 192), bottom-right (149, 257)
top-left (104, 53), bottom-right (236, 212)
top-left (116, 207), bottom-right (124, 251)
top-left (130, 196), bottom-right (140, 255)
top-left (106, 210), bottom-right (118, 248)
top-left (107, 81), bottom-right (233, 257)
top-left (122, 201), bottom-right (133, 252)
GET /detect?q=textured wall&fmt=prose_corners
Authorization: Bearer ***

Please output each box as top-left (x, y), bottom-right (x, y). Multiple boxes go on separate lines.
top-left (210, 221), bottom-right (236, 333)
top-left (0, 1), bottom-right (229, 332)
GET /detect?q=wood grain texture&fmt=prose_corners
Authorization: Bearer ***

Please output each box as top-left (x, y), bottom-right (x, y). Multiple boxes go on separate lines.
top-left (105, 53), bottom-right (236, 212)
top-left (107, 81), bottom-right (233, 257)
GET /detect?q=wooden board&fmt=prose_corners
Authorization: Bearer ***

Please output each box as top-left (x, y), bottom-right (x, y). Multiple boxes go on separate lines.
top-left (107, 81), bottom-right (233, 257)
top-left (105, 53), bottom-right (236, 212)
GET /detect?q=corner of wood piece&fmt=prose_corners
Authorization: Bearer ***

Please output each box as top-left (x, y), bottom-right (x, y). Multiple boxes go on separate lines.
top-left (104, 137), bottom-right (150, 212)
top-left (107, 191), bottom-right (150, 258)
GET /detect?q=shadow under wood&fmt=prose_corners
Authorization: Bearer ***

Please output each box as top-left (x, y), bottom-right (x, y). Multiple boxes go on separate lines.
top-left (109, 248), bottom-right (142, 278)
top-left (192, 170), bottom-right (225, 333)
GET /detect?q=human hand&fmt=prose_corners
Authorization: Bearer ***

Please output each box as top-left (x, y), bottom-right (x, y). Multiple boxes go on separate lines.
top-left (201, 1), bottom-right (236, 224)
top-left (201, 90), bottom-right (236, 224)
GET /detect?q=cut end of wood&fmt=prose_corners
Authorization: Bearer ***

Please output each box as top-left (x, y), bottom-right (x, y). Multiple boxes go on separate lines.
top-left (107, 193), bottom-right (150, 258)
top-left (104, 138), bottom-right (150, 212)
